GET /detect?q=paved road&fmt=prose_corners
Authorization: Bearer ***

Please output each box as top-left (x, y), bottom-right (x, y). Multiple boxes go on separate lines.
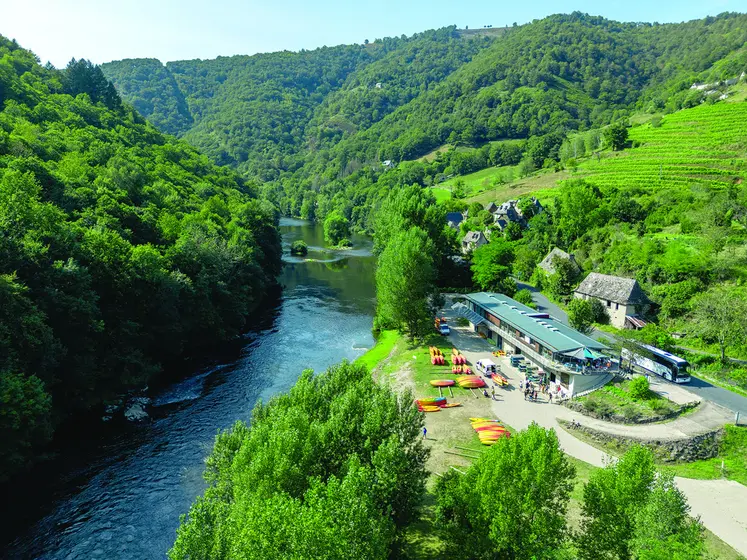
top-left (443, 321), bottom-right (747, 556)
top-left (515, 281), bottom-right (747, 418)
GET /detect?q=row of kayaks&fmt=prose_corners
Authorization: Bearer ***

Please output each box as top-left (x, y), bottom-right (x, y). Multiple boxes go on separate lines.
top-left (470, 418), bottom-right (510, 445)
top-left (451, 349), bottom-right (467, 365)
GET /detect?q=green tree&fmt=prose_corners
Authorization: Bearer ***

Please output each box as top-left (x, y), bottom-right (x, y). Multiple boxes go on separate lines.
top-left (567, 298), bottom-right (594, 335)
top-left (323, 210), bottom-right (350, 246)
top-left (170, 360), bottom-right (428, 559)
top-left (514, 288), bottom-right (536, 308)
top-left (690, 286), bottom-right (747, 361)
top-left (435, 424), bottom-right (575, 559)
top-left (589, 297), bottom-right (609, 324)
top-left (503, 221), bottom-right (523, 241)
top-left (471, 238), bottom-right (515, 294)
top-left (547, 256), bottom-right (579, 300)
top-left (376, 227), bottom-right (437, 339)
top-left (630, 473), bottom-right (705, 560)
top-left (577, 446), bottom-right (656, 560)
top-left (604, 121), bottom-right (629, 151)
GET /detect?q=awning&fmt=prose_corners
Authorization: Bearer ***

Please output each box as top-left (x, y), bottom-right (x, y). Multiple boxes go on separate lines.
top-left (625, 315), bottom-right (647, 329)
top-left (561, 347), bottom-right (605, 360)
top-left (451, 302), bottom-right (486, 326)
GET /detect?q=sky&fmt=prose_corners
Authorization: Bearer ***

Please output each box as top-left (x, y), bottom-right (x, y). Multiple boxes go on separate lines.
top-left (2, 0), bottom-right (743, 68)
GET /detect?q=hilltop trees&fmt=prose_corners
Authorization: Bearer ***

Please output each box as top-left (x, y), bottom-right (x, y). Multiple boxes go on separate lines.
top-left (0, 36), bottom-right (281, 478)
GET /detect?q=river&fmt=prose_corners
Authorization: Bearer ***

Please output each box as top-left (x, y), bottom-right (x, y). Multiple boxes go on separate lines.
top-left (2, 219), bottom-right (376, 560)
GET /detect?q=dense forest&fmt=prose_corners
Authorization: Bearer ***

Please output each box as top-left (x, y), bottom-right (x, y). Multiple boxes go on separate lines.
top-left (0, 36), bottom-right (281, 479)
top-left (103, 13), bottom-right (747, 231)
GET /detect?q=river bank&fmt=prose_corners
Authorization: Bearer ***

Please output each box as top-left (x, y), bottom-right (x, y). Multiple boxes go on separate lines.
top-left (2, 219), bottom-right (376, 560)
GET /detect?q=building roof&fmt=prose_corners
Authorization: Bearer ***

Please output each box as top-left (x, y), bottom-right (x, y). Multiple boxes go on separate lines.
top-left (575, 272), bottom-right (648, 305)
top-left (538, 247), bottom-right (579, 276)
top-left (464, 292), bottom-right (608, 353)
top-left (462, 231), bottom-right (485, 243)
top-left (446, 212), bottom-right (464, 226)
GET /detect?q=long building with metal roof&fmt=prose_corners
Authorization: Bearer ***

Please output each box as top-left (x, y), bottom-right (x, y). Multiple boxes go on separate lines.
top-left (453, 292), bottom-right (618, 396)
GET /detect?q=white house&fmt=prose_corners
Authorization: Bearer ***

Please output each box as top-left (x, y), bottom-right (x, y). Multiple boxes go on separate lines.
top-left (574, 272), bottom-right (649, 329)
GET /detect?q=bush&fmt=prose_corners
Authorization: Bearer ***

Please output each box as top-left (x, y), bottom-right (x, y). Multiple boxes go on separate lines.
top-left (629, 376), bottom-right (651, 400)
top-left (514, 288), bottom-right (536, 309)
top-left (290, 240), bottom-right (308, 255)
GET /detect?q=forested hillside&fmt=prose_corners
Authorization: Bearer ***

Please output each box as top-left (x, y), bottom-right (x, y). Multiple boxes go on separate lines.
top-left (103, 13), bottom-right (747, 231)
top-left (0, 36), bottom-right (281, 478)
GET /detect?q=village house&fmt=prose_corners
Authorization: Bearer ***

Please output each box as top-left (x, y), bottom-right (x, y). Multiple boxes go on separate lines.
top-left (461, 231), bottom-right (488, 254)
top-left (453, 292), bottom-right (617, 397)
top-left (537, 247), bottom-right (579, 277)
top-left (574, 272), bottom-right (649, 330)
top-left (485, 198), bottom-right (543, 230)
top-left (446, 211), bottom-right (465, 230)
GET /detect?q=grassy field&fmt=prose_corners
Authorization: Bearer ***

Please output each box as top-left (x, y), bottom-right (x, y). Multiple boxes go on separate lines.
top-left (355, 329), bottom-right (399, 371)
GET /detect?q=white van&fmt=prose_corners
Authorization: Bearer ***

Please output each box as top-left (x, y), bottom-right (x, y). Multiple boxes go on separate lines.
top-left (475, 359), bottom-right (497, 374)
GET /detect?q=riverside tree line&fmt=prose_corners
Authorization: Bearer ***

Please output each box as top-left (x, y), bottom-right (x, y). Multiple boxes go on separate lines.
top-left (170, 361), bottom-right (706, 559)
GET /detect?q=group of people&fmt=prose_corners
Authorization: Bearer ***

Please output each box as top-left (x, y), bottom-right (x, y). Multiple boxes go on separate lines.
top-left (520, 379), bottom-right (553, 403)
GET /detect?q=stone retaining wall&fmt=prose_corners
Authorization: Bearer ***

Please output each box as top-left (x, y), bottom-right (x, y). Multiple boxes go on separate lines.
top-left (560, 420), bottom-right (724, 463)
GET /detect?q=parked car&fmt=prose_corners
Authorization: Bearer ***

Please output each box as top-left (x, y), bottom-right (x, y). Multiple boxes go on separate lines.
top-left (439, 323), bottom-right (450, 335)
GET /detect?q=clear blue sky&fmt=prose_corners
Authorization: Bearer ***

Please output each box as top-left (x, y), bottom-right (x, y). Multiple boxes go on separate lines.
top-left (3, 0), bottom-right (743, 67)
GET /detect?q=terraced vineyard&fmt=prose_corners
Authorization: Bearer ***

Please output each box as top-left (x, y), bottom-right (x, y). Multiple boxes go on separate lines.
top-left (577, 103), bottom-right (747, 192)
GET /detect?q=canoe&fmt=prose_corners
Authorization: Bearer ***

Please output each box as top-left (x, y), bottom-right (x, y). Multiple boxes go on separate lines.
top-left (470, 417), bottom-right (501, 423)
top-left (420, 405), bottom-right (441, 412)
top-left (442, 402), bottom-right (462, 408)
top-left (430, 379), bottom-right (455, 387)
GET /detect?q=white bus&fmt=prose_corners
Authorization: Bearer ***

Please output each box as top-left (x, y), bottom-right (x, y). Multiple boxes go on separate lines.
top-left (621, 343), bottom-right (690, 384)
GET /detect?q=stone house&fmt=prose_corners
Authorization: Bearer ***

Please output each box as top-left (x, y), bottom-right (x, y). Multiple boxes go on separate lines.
top-left (485, 197), bottom-right (543, 229)
top-left (574, 272), bottom-right (649, 329)
top-left (462, 231), bottom-right (488, 254)
top-left (538, 247), bottom-right (579, 276)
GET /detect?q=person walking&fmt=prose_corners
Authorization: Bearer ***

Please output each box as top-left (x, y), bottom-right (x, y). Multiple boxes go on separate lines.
top-left (423, 426), bottom-right (427, 439)
top-left (548, 392), bottom-right (553, 404)
top-left (491, 386), bottom-right (495, 400)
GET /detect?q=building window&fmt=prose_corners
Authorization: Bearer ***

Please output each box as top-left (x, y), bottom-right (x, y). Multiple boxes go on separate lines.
top-left (607, 300), bottom-right (611, 307)
top-left (615, 303), bottom-right (619, 310)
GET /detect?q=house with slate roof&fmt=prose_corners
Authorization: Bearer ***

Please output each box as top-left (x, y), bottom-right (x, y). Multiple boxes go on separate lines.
top-left (574, 272), bottom-right (649, 329)
top-left (446, 211), bottom-right (465, 230)
top-left (461, 231), bottom-right (488, 254)
top-left (453, 292), bottom-right (617, 396)
top-left (538, 248), bottom-right (579, 276)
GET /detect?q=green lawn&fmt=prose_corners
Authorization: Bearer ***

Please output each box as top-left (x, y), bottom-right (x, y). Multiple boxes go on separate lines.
top-left (355, 330), bottom-right (400, 371)
top-left (429, 187), bottom-right (452, 203)
top-left (665, 425), bottom-right (747, 486)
